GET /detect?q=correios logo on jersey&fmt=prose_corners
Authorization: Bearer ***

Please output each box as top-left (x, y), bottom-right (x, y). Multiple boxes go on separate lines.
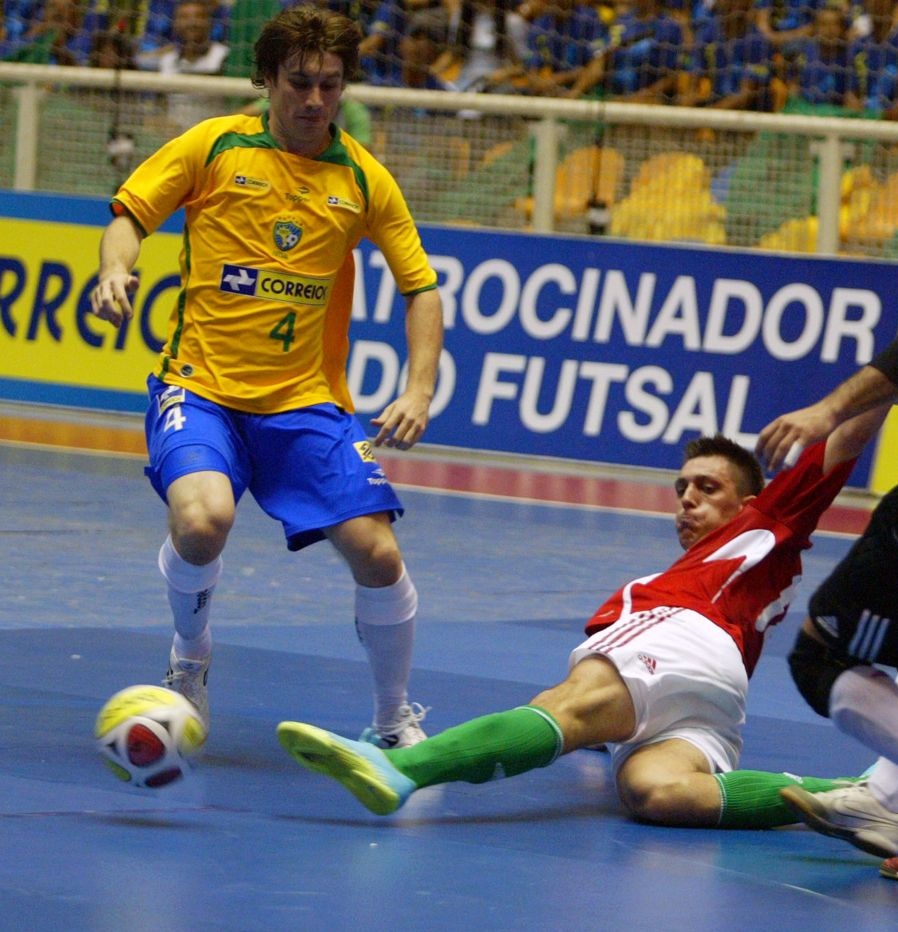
top-left (233, 174), bottom-right (269, 191)
top-left (218, 264), bottom-right (333, 306)
top-left (327, 194), bottom-right (361, 214)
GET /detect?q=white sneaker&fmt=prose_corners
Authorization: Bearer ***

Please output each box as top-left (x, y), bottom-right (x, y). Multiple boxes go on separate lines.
top-left (359, 702), bottom-right (429, 749)
top-left (162, 648), bottom-right (210, 733)
top-left (780, 783), bottom-right (898, 858)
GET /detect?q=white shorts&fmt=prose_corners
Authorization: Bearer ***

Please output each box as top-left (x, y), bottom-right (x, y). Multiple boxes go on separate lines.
top-left (569, 607), bottom-right (749, 775)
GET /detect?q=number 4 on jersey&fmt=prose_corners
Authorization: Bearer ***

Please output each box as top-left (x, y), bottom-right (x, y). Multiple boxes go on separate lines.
top-left (270, 312), bottom-right (296, 351)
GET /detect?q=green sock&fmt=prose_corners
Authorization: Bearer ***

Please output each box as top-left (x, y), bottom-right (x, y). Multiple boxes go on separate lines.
top-left (386, 705), bottom-right (563, 789)
top-left (715, 770), bottom-right (859, 828)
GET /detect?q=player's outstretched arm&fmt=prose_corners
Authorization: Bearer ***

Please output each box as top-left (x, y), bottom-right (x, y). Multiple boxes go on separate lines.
top-left (757, 339), bottom-right (898, 472)
top-left (371, 289), bottom-right (443, 450)
top-left (822, 401), bottom-right (893, 473)
top-left (90, 215), bottom-right (143, 329)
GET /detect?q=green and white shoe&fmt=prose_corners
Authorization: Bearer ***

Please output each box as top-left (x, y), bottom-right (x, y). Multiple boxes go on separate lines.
top-left (277, 721), bottom-right (416, 816)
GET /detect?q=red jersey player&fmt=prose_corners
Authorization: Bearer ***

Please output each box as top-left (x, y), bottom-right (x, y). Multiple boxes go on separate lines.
top-left (277, 405), bottom-right (890, 828)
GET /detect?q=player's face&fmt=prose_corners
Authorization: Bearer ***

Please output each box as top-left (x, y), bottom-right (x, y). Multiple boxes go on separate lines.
top-left (674, 455), bottom-right (752, 550)
top-left (266, 51), bottom-right (345, 158)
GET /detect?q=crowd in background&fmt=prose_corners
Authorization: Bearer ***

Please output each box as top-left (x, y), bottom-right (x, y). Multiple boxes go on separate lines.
top-left (2, 0), bottom-right (898, 119)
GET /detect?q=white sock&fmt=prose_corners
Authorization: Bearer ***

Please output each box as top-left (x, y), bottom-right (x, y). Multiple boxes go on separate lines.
top-left (158, 535), bottom-right (221, 660)
top-left (830, 666), bottom-right (898, 805)
top-left (173, 629), bottom-right (213, 662)
top-left (355, 565), bottom-right (418, 726)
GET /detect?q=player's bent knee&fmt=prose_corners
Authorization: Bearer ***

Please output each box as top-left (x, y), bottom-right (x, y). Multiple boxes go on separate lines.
top-left (174, 503), bottom-right (232, 541)
top-left (169, 503), bottom-right (233, 564)
top-left (617, 775), bottom-right (686, 824)
top-left (352, 541), bottom-right (403, 587)
top-left (167, 474), bottom-right (235, 541)
top-left (788, 627), bottom-right (855, 718)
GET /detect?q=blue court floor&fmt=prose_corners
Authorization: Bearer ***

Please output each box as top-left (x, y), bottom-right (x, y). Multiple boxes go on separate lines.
top-left (1, 442), bottom-right (896, 931)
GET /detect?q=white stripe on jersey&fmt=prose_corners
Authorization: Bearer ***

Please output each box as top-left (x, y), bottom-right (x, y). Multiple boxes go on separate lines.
top-left (848, 609), bottom-right (891, 662)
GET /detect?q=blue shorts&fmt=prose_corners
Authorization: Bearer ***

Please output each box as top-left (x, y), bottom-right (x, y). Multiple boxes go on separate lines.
top-left (144, 376), bottom-right (404, 551)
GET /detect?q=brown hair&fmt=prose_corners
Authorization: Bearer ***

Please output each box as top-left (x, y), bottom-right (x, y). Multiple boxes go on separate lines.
top-left (251, 6), bottom-right (362, 87)
top-left (683, 434), bottom-right (765, 497)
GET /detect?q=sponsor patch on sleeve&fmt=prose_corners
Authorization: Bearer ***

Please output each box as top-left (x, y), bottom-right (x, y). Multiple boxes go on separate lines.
top-left (233, 174), bottom-right (270, 191)
top-left (354, 440), bottom-right (377, 463)
top-left (327, 195), bottom-right (362, 214)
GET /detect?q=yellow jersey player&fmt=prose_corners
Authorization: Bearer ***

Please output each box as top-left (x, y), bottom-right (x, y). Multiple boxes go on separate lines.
top-left (89, 6), bottom-right (444, 749)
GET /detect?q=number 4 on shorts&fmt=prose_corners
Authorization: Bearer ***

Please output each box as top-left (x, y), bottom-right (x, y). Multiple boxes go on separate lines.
top-left (163, 405), bottom-right (186, 432)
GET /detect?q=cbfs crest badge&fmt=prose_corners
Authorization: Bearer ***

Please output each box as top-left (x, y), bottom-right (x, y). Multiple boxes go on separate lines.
top-left (273, 220), bottom-right (303, 252)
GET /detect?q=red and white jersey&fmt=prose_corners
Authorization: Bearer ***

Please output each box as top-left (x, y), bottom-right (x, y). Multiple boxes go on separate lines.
top-left (584, 442), bottom-right (855, 677)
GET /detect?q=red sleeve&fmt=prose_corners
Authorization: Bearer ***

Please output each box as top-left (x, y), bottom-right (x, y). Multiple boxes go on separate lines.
top-left (758, 440), bottom-right (856, 537)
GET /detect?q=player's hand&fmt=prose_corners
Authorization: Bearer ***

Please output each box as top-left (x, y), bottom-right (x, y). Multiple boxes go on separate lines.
top-left (755, 402), bottom-right (838, 472)
top-left (90, 271), bottom-right (139, 328)
top-left (371, 390), bottom-right (431, 450)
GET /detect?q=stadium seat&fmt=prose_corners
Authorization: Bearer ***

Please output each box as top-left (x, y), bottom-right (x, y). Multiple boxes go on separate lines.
top-left (758, 216), bottom-right (818, 252)
top-left (756, 166), bottom-right (896, 255)
top-left (841, 167), bottom-right (898, 245)
top-left (608, 152), bottom-right (726, 244)
top-left (515, 145), bottom-right (624, 222)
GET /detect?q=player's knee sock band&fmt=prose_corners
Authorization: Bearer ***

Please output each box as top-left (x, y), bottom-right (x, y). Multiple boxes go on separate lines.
top-left (355, 566), bottom-right (418, 625)
top-left (387, 705), bottom-right (563, 788)
top-left (159, 535), bottom-right (223, 593)
top-left (715, 770), bottom-right (862, 829)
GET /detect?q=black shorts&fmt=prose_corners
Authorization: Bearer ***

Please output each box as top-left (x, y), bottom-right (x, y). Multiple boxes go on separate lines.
top-left (808, 486), bottom-right (898, 667)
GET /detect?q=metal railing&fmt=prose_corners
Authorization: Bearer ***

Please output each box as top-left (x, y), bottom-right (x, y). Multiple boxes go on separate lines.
top-left (4, 62), bottom-right (898, 257)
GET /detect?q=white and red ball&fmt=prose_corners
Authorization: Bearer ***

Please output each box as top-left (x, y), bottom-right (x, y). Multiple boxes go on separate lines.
top-left (95, 685), bottom-right (206, 788)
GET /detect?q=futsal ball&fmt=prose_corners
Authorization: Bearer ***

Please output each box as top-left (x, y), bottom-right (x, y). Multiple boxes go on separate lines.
top-left (94, 685), bottom-right (207, 788)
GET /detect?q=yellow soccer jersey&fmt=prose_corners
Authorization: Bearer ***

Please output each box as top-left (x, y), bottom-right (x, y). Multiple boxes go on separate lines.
top-left (112, 112), bottom-right (437, 414)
